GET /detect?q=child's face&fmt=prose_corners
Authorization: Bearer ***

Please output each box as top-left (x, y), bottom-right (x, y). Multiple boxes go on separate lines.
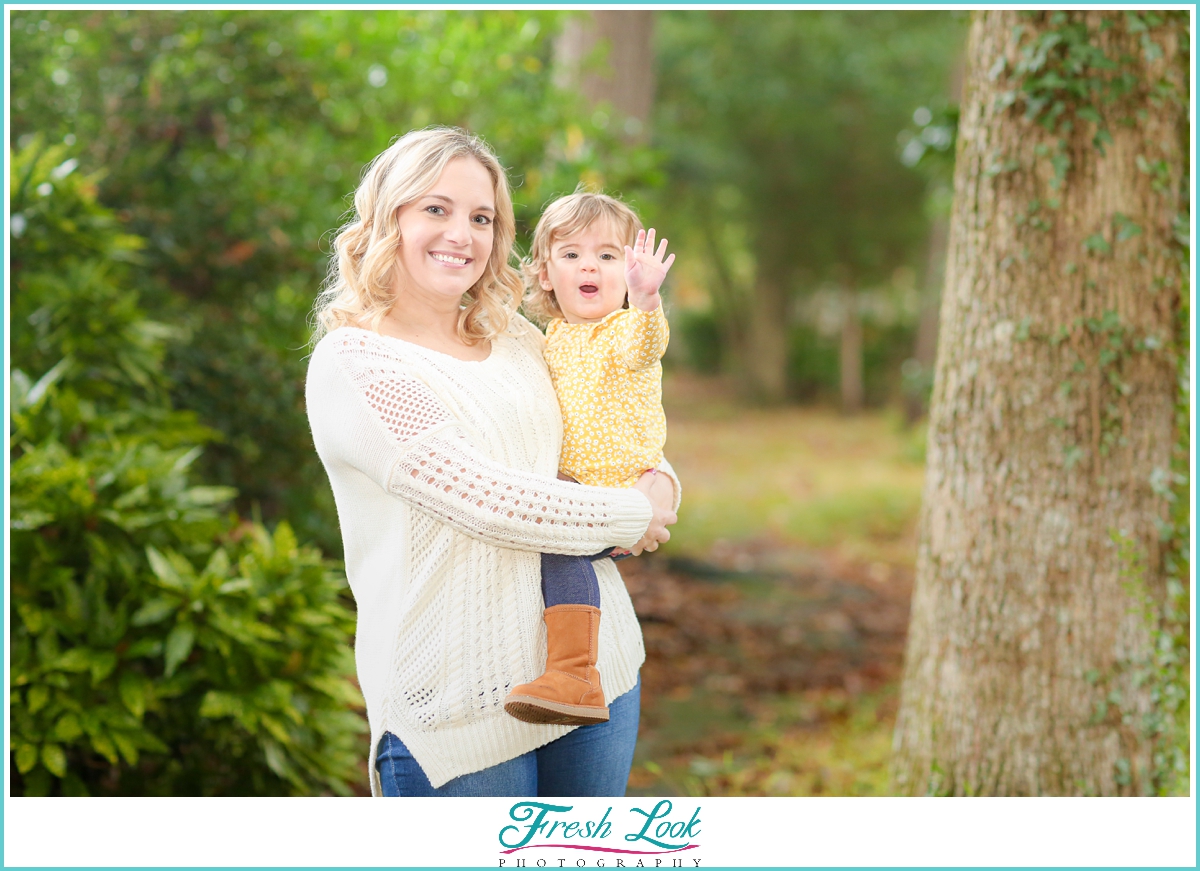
top-left (540, 220), bottom-right (628, 324)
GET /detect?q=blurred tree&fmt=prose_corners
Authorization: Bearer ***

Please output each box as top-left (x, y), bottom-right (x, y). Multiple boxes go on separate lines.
top-left (554, 11), bottom-right (656, 141)
top-left (654, 11), bottom-right (965, 404)
top-left (893, 10), bottom-right (1188, 795)
top-left (10, 10), bottom-right (658, 554)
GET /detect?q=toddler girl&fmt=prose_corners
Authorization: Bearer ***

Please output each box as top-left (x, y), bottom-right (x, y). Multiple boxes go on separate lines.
top-left (504, 191), bottom-right (674, 726)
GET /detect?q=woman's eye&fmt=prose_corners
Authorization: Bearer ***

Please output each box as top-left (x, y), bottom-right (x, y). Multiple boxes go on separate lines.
top-left (473, 214), bottom-right (491, 225)
top-left (425, 206), bottom-right (445, 216)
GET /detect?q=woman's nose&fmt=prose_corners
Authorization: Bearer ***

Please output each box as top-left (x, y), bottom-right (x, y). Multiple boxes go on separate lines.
top-left (443, 215), bottom-right (473, 244)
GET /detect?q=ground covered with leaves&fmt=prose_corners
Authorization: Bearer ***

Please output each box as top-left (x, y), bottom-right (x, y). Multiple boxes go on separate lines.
top-left (623, 543), bottom-right (913, 796)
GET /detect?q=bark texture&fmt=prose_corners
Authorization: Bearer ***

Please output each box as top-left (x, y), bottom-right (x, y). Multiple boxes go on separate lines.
top-left (554, 11), bottom-right (656, 139)
top-left (893, 11), bottom-right (1185, 796)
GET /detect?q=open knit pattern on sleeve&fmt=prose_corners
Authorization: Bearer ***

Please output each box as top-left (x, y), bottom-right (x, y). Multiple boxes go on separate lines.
top-left (305, 317), bottom-right (665, 793)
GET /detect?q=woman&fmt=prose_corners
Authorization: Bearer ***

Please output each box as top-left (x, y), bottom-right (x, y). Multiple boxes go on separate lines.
top-left (306, 127), bottom-right (679, 796)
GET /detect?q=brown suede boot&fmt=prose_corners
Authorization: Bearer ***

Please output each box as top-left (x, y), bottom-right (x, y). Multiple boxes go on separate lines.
top-left (504, 604), bottom-right (610, 725)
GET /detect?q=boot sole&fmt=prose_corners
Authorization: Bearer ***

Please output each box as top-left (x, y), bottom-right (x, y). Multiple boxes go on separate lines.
top-left (504, 695), bottom-right (610, 726)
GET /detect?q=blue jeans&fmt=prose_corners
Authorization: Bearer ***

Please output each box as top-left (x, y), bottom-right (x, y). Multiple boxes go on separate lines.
top-left (541, 550), bottom-right (631, 608)
top-left (376, 675), bottom-right (641, 796)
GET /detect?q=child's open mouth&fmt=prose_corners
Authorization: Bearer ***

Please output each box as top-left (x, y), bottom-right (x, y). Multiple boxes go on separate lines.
top-left (579, 284), bottom-right (599, 296)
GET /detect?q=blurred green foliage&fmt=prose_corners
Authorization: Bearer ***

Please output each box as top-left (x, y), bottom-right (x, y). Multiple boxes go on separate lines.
top-left (654, 11), bottom-right (966, 398)
top-left (9, 139), bottom-right (365, 796)
top-left (11, 10), bottom-right (656, 554)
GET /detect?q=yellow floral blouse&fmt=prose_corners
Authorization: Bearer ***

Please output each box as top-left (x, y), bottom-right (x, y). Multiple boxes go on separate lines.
top-left (544, 306), bottom-right (669, 488)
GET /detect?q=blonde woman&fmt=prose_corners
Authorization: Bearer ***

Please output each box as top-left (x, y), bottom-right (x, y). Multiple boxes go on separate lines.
top-left (306, 127), bottom-right (678, 796)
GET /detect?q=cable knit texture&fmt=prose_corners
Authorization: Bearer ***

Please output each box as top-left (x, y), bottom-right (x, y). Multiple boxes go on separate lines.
top-left (305, 314), bottom-right (672, 793)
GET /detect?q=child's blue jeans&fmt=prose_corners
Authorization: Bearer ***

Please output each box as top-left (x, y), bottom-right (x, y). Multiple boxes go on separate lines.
top-left (541, 549), bottom-right (628, 608)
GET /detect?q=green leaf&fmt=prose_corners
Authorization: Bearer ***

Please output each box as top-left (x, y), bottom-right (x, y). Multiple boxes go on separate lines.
top-left (15, 744), bottom-right (39, 774)
top-left (41, 743), bottom-right (67, 778)
top-left (90, 652), bottom-right (118, 685)
top-left (307, 675), bottom-right (365, 707)
top-left (262, 739), bottom-right (291, 779)
top-left (135, 730), bottom-right (170, 755)
top-left (52, 713), bottom-right (83, 742)
top-left (203, 548), bottom-right (232, 578)
top-left (183, 485), bottom-right (237, 506)
top-left (1083, 234), bottom-right (1111, 255)
top-left (1116, 221), bottom-right (1142, 242)
top-left (131, 598), bottom-right (178, 627)
top-left (260, 714), bottom-right (293, 745)
top-left (111, 732), bottom-right (139, 765)
top-left (27, 684), bottom-right (50, 714)
top-left (90, 732), bottom-right (119, 765)
top-left (10, 509), bottom-right (54, 531)
top-left (124, 638), bottom-right (163, 659)
top-left (146, 546), bottom-right (186, 590)
top-left (199, 691), bottom-right (242, 719)
top-left (118, 673), bottom-right (146, 719)
top-left (163, 623), bottom-right (196, 677)
top-left (53, 648), bottom-right (95, 673)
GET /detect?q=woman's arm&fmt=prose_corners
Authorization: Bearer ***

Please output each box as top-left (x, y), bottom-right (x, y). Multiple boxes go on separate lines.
top-left (307, 336), bottom-right (653, 556)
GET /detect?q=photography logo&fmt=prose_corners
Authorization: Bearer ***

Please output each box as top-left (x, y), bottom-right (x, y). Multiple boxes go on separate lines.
top-left (498, 799), bottom-right (703, 867)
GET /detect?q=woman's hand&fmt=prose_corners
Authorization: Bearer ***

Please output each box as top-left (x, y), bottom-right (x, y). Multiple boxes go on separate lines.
top-left (626, 470), bottom-right (678, 556)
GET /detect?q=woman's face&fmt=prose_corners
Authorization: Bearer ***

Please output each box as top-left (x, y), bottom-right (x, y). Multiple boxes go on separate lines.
top-left (394, 157), bottom-right (495, 306)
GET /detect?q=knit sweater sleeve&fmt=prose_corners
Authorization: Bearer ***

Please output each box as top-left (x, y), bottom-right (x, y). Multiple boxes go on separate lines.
top-left (308, 332), bottom-right (653, 555)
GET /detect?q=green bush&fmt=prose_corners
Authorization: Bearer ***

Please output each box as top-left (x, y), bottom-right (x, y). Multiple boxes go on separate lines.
top-left (671, 308), bottom-right (724, 374)
top-left (786, 320), bottom-right (916, 405)
top-left (9, 138), bottom-right (365, 796)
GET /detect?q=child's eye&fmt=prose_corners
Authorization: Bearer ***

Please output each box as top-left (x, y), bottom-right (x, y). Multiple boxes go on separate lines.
top-left (564, 252), bottom-right (578, 259)
top-left (600, 253), bottom-right (615, 260)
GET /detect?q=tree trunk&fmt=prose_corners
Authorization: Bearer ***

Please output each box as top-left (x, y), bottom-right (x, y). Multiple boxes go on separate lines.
top-left (740, 271), bottom-right (790, 403)
top-left (840, 287), bottom-right (864, 413)
top-left (893, 11), bottom-right (1185, 796)
top-left (554, 11), bottom-right (656, 139)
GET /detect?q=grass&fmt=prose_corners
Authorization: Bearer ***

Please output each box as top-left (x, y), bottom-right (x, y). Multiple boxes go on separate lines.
top-left (629, 685), bottom-right (898, 797)
top-left (661, 371), bottom-right (927, 567)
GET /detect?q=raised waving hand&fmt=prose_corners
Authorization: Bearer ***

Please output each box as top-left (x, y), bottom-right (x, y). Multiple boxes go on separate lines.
top-left (624, 228), bottom-right (676, 312)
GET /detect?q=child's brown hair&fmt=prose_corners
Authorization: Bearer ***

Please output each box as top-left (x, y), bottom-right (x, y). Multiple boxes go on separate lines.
top-left (521, 189), bottom-right (643, 325)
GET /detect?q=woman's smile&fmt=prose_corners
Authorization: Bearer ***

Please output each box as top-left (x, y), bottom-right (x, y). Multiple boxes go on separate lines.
top-left (430, 251), bottom-right (472, 267)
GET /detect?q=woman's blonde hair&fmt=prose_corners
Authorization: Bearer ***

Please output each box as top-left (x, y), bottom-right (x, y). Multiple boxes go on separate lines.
top-left (520, 189), bottom-right (643, 325)
top-left (313, 127), bottom-right (522, 343)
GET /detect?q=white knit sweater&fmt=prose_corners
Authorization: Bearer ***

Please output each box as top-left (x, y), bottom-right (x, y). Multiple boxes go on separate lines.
top-left (306, 315), bottom-right (672, 793)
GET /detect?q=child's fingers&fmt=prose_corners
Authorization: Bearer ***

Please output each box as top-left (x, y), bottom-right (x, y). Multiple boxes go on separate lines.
top-left (663, 252), bottom-right (676, 272)
top-left (644, 228), bottom-right (656, 255)
top-left (625, 245), bottom-right (635, 265)
top-left (655, 238), bottom-right (670, 261)
top-left (634, 229), bottom-right (647, 253)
